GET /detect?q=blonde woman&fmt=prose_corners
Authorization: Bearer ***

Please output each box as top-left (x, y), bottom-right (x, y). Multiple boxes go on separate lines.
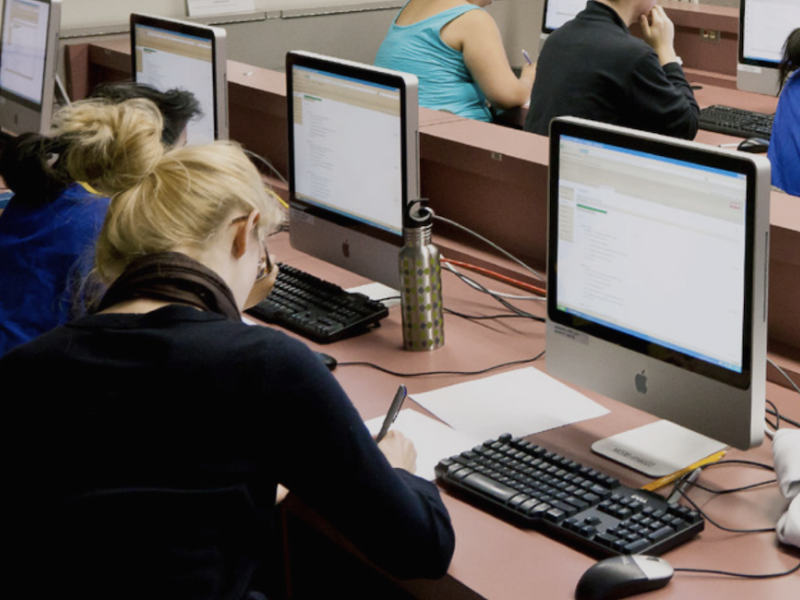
top-left (1, 99), bottom-right (454, 600)
top-left (375, 0), bottom-right (535, 121)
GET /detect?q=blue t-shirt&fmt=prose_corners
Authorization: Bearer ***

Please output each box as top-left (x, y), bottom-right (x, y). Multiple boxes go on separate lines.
top-left (0, 182), bottom-right (109, 356)
top-left (375, 3), bottom-right (491, 121)
top-left (768, 71), bottom-right (800, 196)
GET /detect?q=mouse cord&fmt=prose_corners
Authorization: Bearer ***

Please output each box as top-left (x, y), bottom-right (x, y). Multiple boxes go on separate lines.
top-left (674, 485), bottom-right (776, 534)
top-left (684, 459), bottom-right (776, 496)
top-left (674, 560), bottom-right (800, 580)
top-left (337, 350), bottom-right (545, 378)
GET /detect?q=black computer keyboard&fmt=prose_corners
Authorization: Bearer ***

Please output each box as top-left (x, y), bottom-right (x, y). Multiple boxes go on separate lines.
top-left (698, 104), bottom-right (774, 139)
top-left (435, 434), bottom-right (704, 558)
top-left (246, 263), bottom-right (389, 344)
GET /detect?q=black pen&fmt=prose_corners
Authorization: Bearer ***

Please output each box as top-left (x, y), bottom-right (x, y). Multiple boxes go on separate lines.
top-left (375, 385), bottom-right (407, 443)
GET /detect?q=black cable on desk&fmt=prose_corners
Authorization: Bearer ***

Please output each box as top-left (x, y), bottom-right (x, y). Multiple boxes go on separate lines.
top-left (338, 350), bottom-right (545, 378)
top-left (444, 265), bottom-right (545, 323)
top-left (444, 307), bottom-right (537, 321)
top-left (674, 560), bottom-right (800, 579)
top-left (685, 459), bottom-right (776, 496)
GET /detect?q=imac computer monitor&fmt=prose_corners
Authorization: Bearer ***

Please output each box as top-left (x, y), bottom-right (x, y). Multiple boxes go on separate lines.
top-left (130, 13), bottom-right (227, 144)
top-left (0, 0), bottom-right (60, 135)
top-left (540, 0), bottom-right (584, 48)
top-left (738, 0), bottom-right (800, 96)
top-left (546, 117), bottom-right (770, 476)
top-left (286, 51), bottom-right (419, 289)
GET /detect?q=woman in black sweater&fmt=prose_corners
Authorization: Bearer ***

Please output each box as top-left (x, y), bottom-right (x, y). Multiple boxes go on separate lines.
top-left (1, 98), bottom-right (455, 600)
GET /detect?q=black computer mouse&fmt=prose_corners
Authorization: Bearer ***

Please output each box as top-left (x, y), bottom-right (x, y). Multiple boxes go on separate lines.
top-left (737, 137), bottom-right (770, 153)
top-left (314, 351), bottom-right (337, 371)
top-left (575, 555), bottom-right (673, 600)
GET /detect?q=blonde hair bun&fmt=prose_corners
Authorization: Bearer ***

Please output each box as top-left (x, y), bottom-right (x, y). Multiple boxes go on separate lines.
top-left (53, 97), bottom-right (165, 196)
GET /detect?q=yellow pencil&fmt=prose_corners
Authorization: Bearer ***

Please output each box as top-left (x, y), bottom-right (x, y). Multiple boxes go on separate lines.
top-left (641, 450), bottom-right (727, 492)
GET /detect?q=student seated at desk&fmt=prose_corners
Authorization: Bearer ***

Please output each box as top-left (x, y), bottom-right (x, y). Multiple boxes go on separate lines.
top-left (768, 28), bottom-right (800, 197)
top-left (0, 83), bottom-right (200, 358)
top-left (0, 99), bottom-right (455, 600)
top-left (375, 0), bottom-right (535, 121)
top-left (524, 1), bottom-right (698, 140)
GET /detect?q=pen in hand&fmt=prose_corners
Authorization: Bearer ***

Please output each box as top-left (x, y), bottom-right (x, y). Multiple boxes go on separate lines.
top-left (375, 384), bottom-right (407, 443)
top-left (521, 49), bottom-right (532, 65)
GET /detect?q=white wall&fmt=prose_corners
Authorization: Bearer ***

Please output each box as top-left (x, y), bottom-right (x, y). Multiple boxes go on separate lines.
top-left (61, 1), bottom-right (408, 29)
top-left (51, 0), bottom-right (737, 84)
top-left (56, 0), bottom-right (541, 72)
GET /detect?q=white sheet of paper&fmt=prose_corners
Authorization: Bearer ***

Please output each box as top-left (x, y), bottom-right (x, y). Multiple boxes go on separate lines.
top-left (365, 409), bottom-right (482, 481)
top-left (412, 367), bottom-right (609, 439)
top-left (187, 0), bottom-right (255, 17)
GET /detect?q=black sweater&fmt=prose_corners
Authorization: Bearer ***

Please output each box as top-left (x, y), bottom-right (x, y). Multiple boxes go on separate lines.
top-left (2, 305), bottom-right (455, 599)
top-left (525, 1), bottom-right (698, 140)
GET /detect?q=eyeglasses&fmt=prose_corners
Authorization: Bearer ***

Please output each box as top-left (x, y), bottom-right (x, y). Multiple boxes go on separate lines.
top-left (231, 215), bottom-right (273, 280)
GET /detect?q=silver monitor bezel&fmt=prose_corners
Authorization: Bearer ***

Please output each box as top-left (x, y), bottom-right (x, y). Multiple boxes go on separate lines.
top-left (130, 13), bottom-right (228, 141)
top-left (285, 50), bottom-right (419, 289)
top-left (0, 0), bottom-right (61, 135)
top-left (736, 0), bottom-right (783, 96)
top-left (546, 116), bottom-right (769, 450)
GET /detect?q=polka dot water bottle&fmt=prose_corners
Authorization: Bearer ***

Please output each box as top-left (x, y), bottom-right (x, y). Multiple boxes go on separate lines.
top-left (399, 215), bottom-right (444, 351)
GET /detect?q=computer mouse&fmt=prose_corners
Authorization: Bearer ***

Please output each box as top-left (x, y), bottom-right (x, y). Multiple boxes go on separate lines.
top-left (737, 137), bottom-right (769, 153)
top-left (315, 351), bottom-right (337, 371)
top-left (575, 555), bottom-right (673, 600)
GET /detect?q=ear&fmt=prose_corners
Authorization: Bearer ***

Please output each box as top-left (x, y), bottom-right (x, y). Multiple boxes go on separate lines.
top-left (231, 210), bottom-right (261, 259)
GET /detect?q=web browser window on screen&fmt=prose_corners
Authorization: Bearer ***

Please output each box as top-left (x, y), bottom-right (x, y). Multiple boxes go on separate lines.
top-left (0, 0), bottom-right (50, 105)
top-left (134, 24), bottom-right (215, 145)
top-left (556, 136), bottom-right (747, 373)
top-left (292, 65), bottom-right (403, 236)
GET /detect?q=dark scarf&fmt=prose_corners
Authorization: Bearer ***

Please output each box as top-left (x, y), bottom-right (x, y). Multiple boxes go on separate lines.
top-left (96, 252), bottom-right (241, 320)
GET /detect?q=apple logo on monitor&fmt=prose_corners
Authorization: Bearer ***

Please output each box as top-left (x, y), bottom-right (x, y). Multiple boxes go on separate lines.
top-left (635, 370), bottom-right (648, 394)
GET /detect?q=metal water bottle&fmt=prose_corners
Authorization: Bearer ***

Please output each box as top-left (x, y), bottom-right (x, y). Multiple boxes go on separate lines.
top-left (399, 201), bottom-right (444, 351)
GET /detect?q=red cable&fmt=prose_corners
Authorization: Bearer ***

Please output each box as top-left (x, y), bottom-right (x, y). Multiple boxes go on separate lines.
top-left (442, 258), bottom-right (547, 296)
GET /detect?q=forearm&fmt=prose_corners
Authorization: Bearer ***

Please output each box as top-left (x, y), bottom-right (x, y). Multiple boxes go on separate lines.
top-left (653, 44), bottom-right (678, 67)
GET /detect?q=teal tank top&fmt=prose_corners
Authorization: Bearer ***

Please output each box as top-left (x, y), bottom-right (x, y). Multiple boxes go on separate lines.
top-left (374, 4), bottom-right (491, 122)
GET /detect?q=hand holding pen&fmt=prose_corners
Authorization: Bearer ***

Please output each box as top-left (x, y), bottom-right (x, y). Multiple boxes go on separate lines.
top-left (375, 385), bottom-right (417, 473)
top-left (376, 385), bottom-right (407, 442)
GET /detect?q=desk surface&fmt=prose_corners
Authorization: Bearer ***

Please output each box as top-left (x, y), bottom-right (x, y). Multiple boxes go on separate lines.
top-left (268, 233), bottom-right (800, 600)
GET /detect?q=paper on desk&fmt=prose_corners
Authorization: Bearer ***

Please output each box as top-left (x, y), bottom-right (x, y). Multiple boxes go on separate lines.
top-left (412, 367), bottom-right (609, 440)
top-left (365, 409), bottom-right (482, 481)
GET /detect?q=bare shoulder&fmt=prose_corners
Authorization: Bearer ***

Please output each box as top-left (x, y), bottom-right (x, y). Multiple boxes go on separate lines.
top-left (441, 7), bottom-right (499, 49)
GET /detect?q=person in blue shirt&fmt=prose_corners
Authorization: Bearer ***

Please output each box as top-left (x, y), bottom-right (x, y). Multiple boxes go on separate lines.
top-left (768, 28), bottom-right (800, 197)
top-left (375, 0), bottom-right (535, 121)
top-left (0, 83), bottom-right (200, 357)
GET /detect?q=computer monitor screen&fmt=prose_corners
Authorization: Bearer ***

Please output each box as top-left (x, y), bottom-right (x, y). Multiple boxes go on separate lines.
top-left (738, 0), bottom-right (800, 95)
top-left (0, 0), bottom-right (60, 135)
top-left (540, 0), bottom-right (584, 46)
top-left (286, 51), bottom-right (419, 289)
top-left (130, 13), bottom-right (227, 144)
top-left (546, 117), bottom-right (769, 474)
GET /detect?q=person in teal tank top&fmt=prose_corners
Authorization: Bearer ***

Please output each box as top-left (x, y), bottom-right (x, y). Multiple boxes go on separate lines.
top-left (375, 0), bottom-right (535, 121)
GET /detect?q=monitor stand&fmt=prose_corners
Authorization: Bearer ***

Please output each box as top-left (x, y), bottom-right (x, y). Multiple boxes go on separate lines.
top-left (592, 420), bottom-right (727, 477)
